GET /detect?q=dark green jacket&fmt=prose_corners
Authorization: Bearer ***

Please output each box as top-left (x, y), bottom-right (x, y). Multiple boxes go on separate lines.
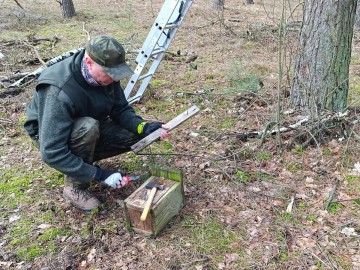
top-left (24, 50), bottom-right (143, 182)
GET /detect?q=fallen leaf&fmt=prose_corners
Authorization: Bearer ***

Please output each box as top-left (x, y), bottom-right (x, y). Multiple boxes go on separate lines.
top-left (225, 253), bottom-right (239, 262)
top-left (272, 200), bottom-right (283, 206)
top-left (37, 223), bottom-right (52, 230)
top-left (199, 161), bottom-right (210, 170)
top-left (341, 227), bottom-right (358, 237)
top-left (9, 215), bottom-right (20, 223)
top-left (87, 248), bottom-right (96, 262)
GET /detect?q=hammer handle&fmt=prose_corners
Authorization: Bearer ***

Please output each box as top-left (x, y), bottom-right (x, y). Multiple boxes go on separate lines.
top-left (140, 187), bottom-right (157, 221)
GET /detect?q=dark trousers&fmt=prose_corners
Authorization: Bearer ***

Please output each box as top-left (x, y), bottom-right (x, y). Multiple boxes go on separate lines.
top-left (69, 117), bottom-right (142, 163)
top-left (34, 117), bottom-right (142, 188)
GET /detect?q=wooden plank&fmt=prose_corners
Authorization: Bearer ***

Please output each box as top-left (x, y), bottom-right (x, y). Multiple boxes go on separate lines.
top-left (149, 164), bottom-right (182, 182)
top-left (131, 105), bottom-right (200, 153)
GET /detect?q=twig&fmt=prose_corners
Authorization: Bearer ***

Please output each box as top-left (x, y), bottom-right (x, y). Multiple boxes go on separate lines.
top-left (325, 178), bottom-right (340, 211)
top-left (0, 118), bottom-right (13, 124)
top-left (201, 132), bottom-right (225, 149)
top-left (228, 18), bottom-right (243, 22)
top-left (286, 194), bottom-right (295, 213)
top-left (82, 22), bottom-right (90, 41)
top-left (332, 197), bottom-right (360, 203)
top-left (136, 152), bottom-right (202, 158)
top-left (305, 248), bottom-right (331, 269)
top-left (317, 220), bottom-right (355, 241)
top-left (301, 126), bottom-right (320, 149)
top-left (315, 243), bottom-right (339, 270)
top-left (180, 257), bottom-right (209, 267)
top-left (259, 121), bottom-right (276, 145)
top-left (13, 0), bottom-right (24, 9)
top-left (22, 41), bottom-right (46, 67)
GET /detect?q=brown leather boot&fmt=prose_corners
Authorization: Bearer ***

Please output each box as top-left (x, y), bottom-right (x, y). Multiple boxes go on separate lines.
top-left (63, 183), bottom-right (101, 211)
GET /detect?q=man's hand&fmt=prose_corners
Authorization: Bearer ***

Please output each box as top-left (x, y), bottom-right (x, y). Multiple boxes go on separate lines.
top-left (143, 122), bottom-right (170, 140)
top-left (93, 166), bottom-right (128, 188)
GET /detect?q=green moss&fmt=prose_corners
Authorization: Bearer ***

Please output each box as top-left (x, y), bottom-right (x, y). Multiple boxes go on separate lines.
top-left (9, 218), bottom-right (34, 247)
top-left (344, 174), bottom-right (359, 183)
top-left (291, 145), bottom-right (304, 155)
top-left (193, 219), bottom-right (240, 255)
top-left (237, 149), bottom-right (255, 160)
top-left (41, 212), bottom-right (55, 222)
top-left (16, 244), bottom-right (44, 261)
top-left (256, 151), bottom-right (272, 161)
top-left (354, 198), bottom-right (360, 207)
top-left (38, 227), bottom-right (63, 242)
top-left (287, 162), bottom-right (303, 173)
top-left (344, 174), bottom-right (360, 194)
top-left (322, 147), bottom-right (333, 157)
top-left (236, 170), bottom-right (249, 182)
top-left (205, 74), bottom-right (215, 80)
top-left (282, 212), bottom-right (294, 222)
top-left (328, 202), bottom-right (345, 214)
top-left (216, 117), bottom-right (237, 129)
top-left (118, 152), bottom-right (145, 173)
top-left (150, 78), bottom-right (167, 88)
top-left (279, 249), bottom-right (289, 262)
top-left (306, 214), bottom-right (317, 223)
top-left (251, 171), bottom-right (272, 182)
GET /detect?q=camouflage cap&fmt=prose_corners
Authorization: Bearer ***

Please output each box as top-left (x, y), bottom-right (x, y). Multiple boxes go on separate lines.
top-left (85, 35), bottom-right (134, 80)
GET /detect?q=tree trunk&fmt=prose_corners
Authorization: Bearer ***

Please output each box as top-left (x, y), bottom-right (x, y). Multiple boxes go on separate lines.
top-left (213, 0), bottom-right (224, 10)
top-left (244, 0), bottom-right (254, 4)
top-left (60, 0), bottom-right (76, 19)
top-left (355, 0), bottom-right (360, 28)
top-left (291, 0), bottom-right (357, 115)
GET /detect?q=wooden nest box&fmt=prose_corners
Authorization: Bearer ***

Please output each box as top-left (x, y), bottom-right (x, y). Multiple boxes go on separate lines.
top-left (124, 164), bottom-right (185, 237)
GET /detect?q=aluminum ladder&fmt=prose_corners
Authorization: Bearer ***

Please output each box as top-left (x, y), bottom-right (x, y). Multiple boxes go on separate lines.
top-left (125, 0), bottom-right (193, 104)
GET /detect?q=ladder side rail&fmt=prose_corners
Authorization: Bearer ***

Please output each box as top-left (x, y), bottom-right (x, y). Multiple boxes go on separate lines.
top-left (125, 0), bottom-right (183, 99)
top-left (135, 0), bottom-right (181, 65)
top-left (129, 0), bottom-right (193, 102)
top-left (125, 0), bottom-right (193, 101)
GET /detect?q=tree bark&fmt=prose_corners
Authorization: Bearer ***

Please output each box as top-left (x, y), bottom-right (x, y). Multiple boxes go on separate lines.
top-left (213, 0), bottom-right (224, 10)
top-left (355, 0), bottom-right (360, 28)
top-left (291, 0), bottom-right (357, 115)
top-left (60, 0), bottom-right (76, 19)
top-left (244, 0), bottom-right (254, 4)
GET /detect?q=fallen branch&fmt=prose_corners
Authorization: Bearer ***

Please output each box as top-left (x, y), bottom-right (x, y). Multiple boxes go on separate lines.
top-left (0, 72), bottom-right (30, 88)
top-left (325, 178), bottom-right (340, 211)
top-left (22, 41), bottom-right (46, 66)
top-left (0, 87), bottom-right (28, 98)
top-left (9, 48), bottom-right (82, 88)
top-left (0, 118), bottom-right (13, 124)
top-left (13, 0), bottom-right (24, 9)
top-left (237, 116), bottom-right (309, 142)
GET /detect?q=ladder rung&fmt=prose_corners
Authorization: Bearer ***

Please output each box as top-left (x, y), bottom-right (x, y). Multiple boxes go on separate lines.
top-left (151, 47), bottom-right (165, 57)
top-left (139, 73), bottom-right (154, 80)
top-left (164, 23), bottom-right (179, 29)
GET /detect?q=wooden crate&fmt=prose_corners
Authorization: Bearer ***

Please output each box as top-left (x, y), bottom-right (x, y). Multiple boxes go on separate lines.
top-left (124, 165), bottom-right (185, 237)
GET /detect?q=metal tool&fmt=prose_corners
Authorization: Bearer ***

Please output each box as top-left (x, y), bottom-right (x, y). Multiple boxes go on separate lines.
top-left (140, 183), bottom-right (165, 221)
top-left (122, 175), bottom-right (141, 185)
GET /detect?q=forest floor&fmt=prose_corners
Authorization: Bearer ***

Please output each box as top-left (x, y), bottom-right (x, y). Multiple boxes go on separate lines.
top-left (1, 0), bottom-right (360, 269)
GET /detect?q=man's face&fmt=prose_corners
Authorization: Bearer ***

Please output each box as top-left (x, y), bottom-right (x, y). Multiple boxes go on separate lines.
top-left (85, 56), bottom-right (119, 86)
